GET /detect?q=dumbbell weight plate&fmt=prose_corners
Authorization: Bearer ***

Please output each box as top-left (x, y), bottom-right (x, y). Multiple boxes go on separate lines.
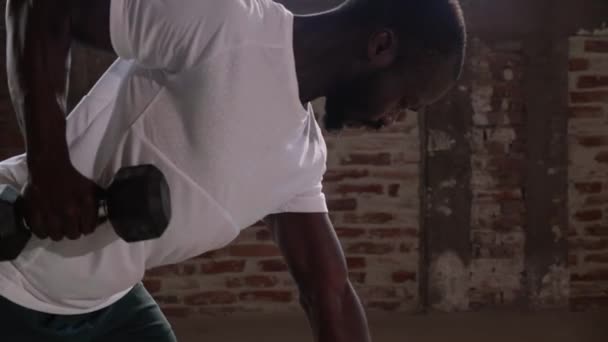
top-left (106, 165), bottom-right (171, 243)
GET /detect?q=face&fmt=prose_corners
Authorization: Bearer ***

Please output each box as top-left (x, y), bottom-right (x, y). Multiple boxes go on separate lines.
top-left (323, 38), bottom-right (461, 132)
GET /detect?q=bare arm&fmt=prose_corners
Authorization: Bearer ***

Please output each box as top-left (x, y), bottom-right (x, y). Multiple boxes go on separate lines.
top-left (265, 213), bottom-right (371, 342)
top-left (6, 0), bottom-right (111, 165)
top-left (5, 0), bottom-right (112, 241)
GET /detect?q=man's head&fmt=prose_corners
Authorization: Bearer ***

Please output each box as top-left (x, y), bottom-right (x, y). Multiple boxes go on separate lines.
top-left (320, 0), bottom-right (466, 131)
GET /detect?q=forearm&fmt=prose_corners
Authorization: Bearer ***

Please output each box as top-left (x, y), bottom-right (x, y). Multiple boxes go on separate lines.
top-left (5, 0), bottom-right (72, 171)
top-left (302, 281), bottom-right (371, 342)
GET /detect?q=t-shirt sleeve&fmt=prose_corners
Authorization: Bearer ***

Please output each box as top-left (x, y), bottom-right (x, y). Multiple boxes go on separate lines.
top-left (109, 0), bottom-right (227, 72)
top-left (272, 183), bottom-right (329, 214)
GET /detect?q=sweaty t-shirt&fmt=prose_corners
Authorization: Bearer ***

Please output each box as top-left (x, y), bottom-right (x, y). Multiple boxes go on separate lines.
top-left (0, 0), bottom-right (327, 314)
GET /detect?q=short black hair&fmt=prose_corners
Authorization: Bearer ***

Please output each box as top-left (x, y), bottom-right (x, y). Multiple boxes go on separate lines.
top-left (347, 0), bottom-right (466, 78)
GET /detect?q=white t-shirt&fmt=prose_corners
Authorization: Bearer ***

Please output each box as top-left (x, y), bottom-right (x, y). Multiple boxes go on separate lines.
top-left (0, 0), bottom-right (327, 315)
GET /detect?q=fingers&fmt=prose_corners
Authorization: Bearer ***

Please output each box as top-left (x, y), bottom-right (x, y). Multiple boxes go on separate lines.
top-left (27, 203), bottom-right (94, 241)
top-left (47, 214), bottom-right (64, 242)
top-left (22, 179), bottom-right (101, 242)
top-left (65, 206), bottom-right (82, 240)
top-left (27, 210), bottom-right (47, 240)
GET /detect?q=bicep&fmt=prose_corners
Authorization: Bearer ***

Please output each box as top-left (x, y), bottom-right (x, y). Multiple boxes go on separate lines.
top-left (265, 213), bottom-right (348, 292)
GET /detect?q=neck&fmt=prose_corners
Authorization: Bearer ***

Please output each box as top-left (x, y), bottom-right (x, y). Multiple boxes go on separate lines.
top-left (292, 9), bottom-right (354, 104)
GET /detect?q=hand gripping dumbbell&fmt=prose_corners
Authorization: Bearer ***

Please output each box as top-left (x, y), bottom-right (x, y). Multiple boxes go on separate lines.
top-left (0, 165), bottom-right (172, 261)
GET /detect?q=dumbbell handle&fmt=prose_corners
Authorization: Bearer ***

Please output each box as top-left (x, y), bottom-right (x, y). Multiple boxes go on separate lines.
top-left (19, 164), bottom-right (170, 242)
top-left (0, 165), bottom-right (170, 261)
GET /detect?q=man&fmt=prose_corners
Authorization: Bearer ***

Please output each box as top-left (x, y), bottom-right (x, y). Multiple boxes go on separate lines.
top-left (1, 0), bottom-right (465, 341)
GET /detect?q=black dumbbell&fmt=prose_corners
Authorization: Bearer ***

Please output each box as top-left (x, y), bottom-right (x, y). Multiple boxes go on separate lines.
top-left (0, 164), bottom-right (172, 261)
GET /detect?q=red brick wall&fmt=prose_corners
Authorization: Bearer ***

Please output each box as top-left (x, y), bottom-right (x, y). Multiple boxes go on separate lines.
top-left (466, 39), bottom-right (528, 309)
top-left (568, 32), bottom-right (608, 310)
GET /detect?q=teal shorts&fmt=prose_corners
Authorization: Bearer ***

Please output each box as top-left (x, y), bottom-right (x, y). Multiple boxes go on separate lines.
top-left (0, 282), bottom-right (177, 342)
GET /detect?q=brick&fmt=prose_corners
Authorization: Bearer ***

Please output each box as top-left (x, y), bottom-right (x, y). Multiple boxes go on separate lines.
top-left (341, 153), bottom-right (391, 166)
top-left (578, 76), bottom-right (608, 89)
top-left (501, 201), bottom-right (525, 216)
top-left (574, 210), bottom-right (603, 222)
top-left (226, 275), bottom-right (279, 288)
top-left (258, 259), bottom-right (288, 272)
top-left (335, 227), bottom-right (366, 239)
top-left (323, 169), bottom-right (370, 182)
top-left (368, 228), bottom-right (409, 238)
top-left (327, 198), bottom-right (358, 211)
top-left (577, 136), bottom-right (608, 147)
top-left (225, 277), bottom-right (242, 288)
top-left (349, 272), bottom-right (367, 284)
top-left (161, 278), bottom-right (199, 291)
top-left (400, 243), bottom-right (413, 253)
top-left (343, 212), bottom-right (395, 224)
top-left (367, 301), bottom-right (401, 311)
top-left (229, 244), bottom-right (281, 257)
top-left (596, 151), bottom-right (608, 163)
top-left (160, 306), bottom-right (192, 318)
top-left (244, 275), bottom-right (279, 288)
top-left (486, 243), bottom-right (519, 258)
top-left (388, 184), bottom-right (400, 197)
top-left (569, 254), bottom-right (578, 266)
top-left (392, 271), bottom-right (416, 283)
top-left (347, 242), bottom-right (394, 254)
top-left (585, 225), bottom-right (608, 236)
top-left (184, 291), bottom-right (237, 305)
top-left (256, 229), bottom-right (272, 241)
top-left (584, 253), bottom-right (608, 263)
top-left (335, 184), bottom-right (383, 195)
top-left (153, 295), bottom-right (180, 305)
top-left (570, 91), bottom-right (608, 103)
top-left (492, 216), bottom-right (524, 232)
top-left (585, 40), bottom-right (608, 53)
top-left (197, 306), bottom-right (263, 316)
top-left (200, 260), bottom-right (246, 274)
top-left (143, 279), bottom-right (162, 294)
top-left (569, 106), bottom-right (604, 119)
top-left (369, 168), bottom-right (419, 180)
top-left (359, 286), bottom-right (399, 299)
top-left (239, 291), bottom-right (293, 303)
top-left (346, 257), bottom-right (367, 269)
top-left (571, 270), bottom-right (608, 282)
top-left (585, 195), bottom-right (608, 206)
top-left (182, 264), bottom-right (197, 276)
top-left (574, 182), bottom-right (603, 194)
top-left (571, 238), bottom-right (608, 251)
top-left (475, 189), bottom-right (523, 201)
top-left (569, 58), bottom-right (590, 71)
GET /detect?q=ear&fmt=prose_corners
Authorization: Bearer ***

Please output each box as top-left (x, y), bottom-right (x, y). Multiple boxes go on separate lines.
top-left (367, 29), bottom-right (398, 68)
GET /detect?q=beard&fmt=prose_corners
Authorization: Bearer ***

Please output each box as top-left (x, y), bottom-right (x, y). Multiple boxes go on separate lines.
top-left (323, 93), bottom-right (386, 132)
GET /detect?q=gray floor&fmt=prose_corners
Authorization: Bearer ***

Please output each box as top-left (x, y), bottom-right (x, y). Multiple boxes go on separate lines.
top-left (170, 310), bottom-right (608, 342)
